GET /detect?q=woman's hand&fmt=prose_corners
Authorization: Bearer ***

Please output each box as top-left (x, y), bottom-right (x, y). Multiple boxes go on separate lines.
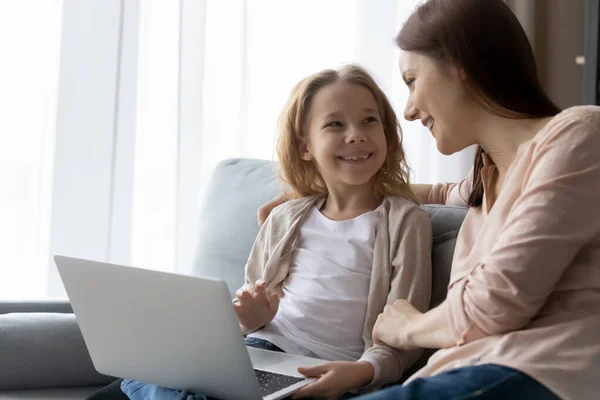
top-left (233, 280), bottom-right (279, 334)
top-left (257, 193), bottom-right (290, 227)
top-left (372, 299), bottom-right (423, 350)
top-left (292, 361), bottom-right (374, 399)
top-left (373, 300), bottom-right (456, 350)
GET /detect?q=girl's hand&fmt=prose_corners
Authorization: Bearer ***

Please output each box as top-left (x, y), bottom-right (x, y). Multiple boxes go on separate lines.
top-left (372, 299), bottom-right (422, 350)
top-left (257, 193), bottom-right (290, 227)
top-left (292, 361), bottom-right (374, 399)
top-left (233, 280), bottom-right (279, 334)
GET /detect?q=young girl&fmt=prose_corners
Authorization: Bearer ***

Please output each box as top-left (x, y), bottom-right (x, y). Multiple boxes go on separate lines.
top-left (120, 64), bottom-right (432, 400)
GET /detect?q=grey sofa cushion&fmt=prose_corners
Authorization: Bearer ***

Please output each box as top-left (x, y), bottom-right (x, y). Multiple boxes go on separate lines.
top-left (424, 205), bottom-right (467, 308)
top-left (193, 159), bottom-right (281, 296)
top-left (0, 301), bottom-right (73, 315)
top-left (0, 313), bottom-right (114, 390)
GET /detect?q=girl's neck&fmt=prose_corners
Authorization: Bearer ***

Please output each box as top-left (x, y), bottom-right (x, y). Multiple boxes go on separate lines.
top-left (319, 182), bottom-right (382, 221)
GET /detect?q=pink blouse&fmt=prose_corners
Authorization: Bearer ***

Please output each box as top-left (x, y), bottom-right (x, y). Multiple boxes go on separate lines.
top-left (409, 106), bottom-right (600, 400)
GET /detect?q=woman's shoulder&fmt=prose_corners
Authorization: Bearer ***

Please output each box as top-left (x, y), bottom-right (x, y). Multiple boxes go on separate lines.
top-left (535, 105), bottom-right (600, 149)
top-left (555, 105), bottom-right (600, 123)
top-left (544, 105), bottom-right (600, 135)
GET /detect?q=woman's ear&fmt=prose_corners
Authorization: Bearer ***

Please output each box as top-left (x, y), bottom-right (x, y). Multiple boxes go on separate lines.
top-left (297, 137), bottom-right (313, 161)
top-left (448, 61), bottom-right (468, 82)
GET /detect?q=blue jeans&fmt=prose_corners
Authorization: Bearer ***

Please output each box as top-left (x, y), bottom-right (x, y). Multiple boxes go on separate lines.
top-left (355, 364), bottom-right (559, 400)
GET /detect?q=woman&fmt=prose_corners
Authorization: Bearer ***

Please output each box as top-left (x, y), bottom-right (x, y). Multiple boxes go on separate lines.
top-left (260, 0), bottom-right (600, 399)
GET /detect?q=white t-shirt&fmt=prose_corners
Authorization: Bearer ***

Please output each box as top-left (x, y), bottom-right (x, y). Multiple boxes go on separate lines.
top-left (249, 203), bottom-right (379, 361)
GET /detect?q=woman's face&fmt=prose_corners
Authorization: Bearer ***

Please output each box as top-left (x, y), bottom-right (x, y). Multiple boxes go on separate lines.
top-left (399, 51), bottom-right (477, 155)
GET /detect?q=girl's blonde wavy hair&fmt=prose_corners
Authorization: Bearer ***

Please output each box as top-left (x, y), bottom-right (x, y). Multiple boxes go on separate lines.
top-left (277, 64), bottom-right (419, 204)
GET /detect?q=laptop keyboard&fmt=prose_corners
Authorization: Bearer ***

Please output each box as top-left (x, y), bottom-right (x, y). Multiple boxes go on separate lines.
top-left (254, 369), bottom-right (304, 397)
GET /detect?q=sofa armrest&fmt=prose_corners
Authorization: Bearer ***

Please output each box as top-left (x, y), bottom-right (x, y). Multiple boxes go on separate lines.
top-left (0, 312), bottom-right (115, 390)
top-left (0, 300), bottom-right (73, 314)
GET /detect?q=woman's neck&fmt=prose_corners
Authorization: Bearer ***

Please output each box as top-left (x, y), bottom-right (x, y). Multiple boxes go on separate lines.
top-left (476, 114), bottom-right (553, 177)
top-left (320, 182), bottom-right (382, 221)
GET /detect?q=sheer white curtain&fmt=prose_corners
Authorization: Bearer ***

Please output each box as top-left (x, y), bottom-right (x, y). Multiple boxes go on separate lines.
top-left (135, 0), bottom-right (474, 275)
top-left (131, 0), bottom-right (179, 275)
top-left (0, 1), bottom-right (63, 298)
top-left (1, 0), bottom-right (474, 299)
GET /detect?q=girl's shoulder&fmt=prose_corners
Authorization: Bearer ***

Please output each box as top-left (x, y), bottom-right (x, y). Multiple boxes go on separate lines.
top-left (268, 195), bottom-right (321, 221)
top-left (383, 196), bottom-right (429, 223)
top-left (261, 195), bottom-right (320, 239)
top-left (383, 197), bottom-right (432, 244)
top-left (384, 195), bottom-right (426, 211)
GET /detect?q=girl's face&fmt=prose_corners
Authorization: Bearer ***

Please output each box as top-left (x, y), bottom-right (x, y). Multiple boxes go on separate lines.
top-left (400, 51), bottom-right (478, 155)
top-left (300, 82), bottom-right (387, 191)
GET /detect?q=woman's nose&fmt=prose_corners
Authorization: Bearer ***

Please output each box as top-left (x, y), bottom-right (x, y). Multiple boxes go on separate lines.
top-left (404, 100), bottom-right (418, 121)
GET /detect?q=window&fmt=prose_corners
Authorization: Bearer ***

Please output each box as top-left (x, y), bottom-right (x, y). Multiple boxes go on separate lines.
top-left (0, 1), bottom-right (63, 299)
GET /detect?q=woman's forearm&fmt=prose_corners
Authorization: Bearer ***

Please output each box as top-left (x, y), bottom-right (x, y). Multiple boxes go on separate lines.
top-left (411, 184), bottom-right (433, 205)
top-left (404, 301), bottom-right (457, 349)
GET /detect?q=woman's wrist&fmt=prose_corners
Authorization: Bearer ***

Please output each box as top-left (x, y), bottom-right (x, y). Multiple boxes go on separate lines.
top-left (403, 301), bottom-right (456, 349)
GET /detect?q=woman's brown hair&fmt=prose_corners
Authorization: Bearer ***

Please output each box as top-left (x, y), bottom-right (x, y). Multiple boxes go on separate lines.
top-left (395, 0), bottom-right (561, 207)
top-left (277, 64), bottom-right (419, 205)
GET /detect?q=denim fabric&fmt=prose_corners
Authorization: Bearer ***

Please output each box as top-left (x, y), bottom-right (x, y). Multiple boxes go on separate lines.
top-left (355, 364), bottom-right (559, 400)
top-left (244, 337), bottom-right (285, 353)
top-left (121, 337), bottom-right (283, 400)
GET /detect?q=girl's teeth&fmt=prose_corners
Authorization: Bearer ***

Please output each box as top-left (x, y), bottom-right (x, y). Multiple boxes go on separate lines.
top-left (342, 155), bottom-right (369, 161)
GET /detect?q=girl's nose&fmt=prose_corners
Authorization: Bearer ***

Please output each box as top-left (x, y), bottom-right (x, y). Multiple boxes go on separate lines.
top-left (347, 128), bottom-right (367, 143)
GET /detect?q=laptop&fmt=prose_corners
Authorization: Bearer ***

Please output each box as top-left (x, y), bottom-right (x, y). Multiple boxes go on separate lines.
top-left (55, 255), bottom-right (324, 400)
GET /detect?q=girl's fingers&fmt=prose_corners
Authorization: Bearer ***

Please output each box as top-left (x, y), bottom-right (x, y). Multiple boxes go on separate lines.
top-left (297, 364), bottom-right (328, 377)
top-left (254, 280), bottom-right (266, 295)
top-left (237, 289), bottom-right (252, 301)
top-left (254, 280), bottom-right (269, 300)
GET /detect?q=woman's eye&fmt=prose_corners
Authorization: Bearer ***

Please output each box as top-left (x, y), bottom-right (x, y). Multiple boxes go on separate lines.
top-left (406, 78), bottom-right (415, 87)
top-left (363, 116), bottom-right (378, 124)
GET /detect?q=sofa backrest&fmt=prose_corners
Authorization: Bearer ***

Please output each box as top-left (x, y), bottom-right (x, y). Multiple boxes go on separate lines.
top-left (193, 159), bottom-right (282, 295)
top-left (193, 158), bottom-right (467, 310)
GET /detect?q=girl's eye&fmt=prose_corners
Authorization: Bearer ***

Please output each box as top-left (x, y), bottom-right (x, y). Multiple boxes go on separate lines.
top-left (363, 116), bottom-right (378, 124)
top-left (326, 121), bottom-right (342, 128)
top-left (406, 78), bottom-right (415, 87)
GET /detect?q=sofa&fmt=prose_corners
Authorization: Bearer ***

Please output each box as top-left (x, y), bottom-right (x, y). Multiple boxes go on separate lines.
top-left (0, 158), bottom-right (467, 399)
